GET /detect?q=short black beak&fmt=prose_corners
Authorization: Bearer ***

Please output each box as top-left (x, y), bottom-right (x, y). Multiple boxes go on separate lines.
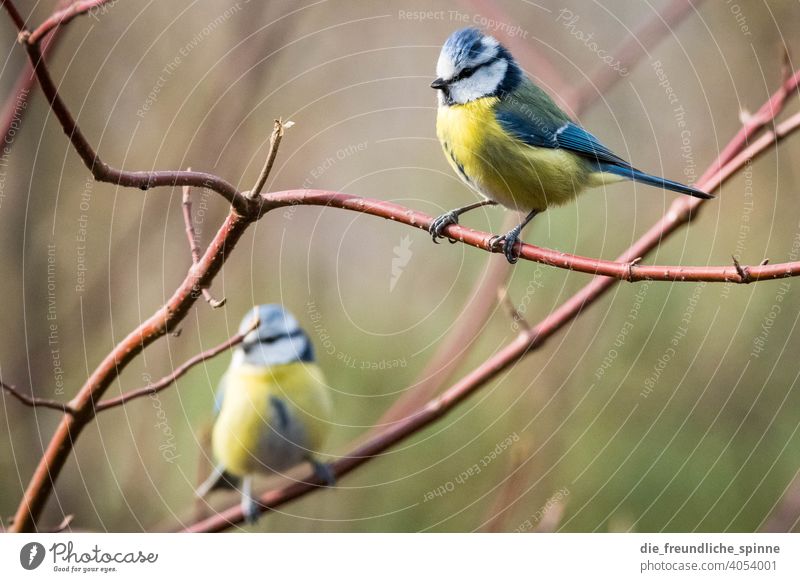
top-left (430, 77), bottom-right (447, 90)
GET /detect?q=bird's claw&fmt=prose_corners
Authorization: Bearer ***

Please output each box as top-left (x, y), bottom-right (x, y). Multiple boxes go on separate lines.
top-left (490, 231), bottom-right (521, 264)
top-left (503, 233), bottom-right (521, 264)
top-left (429, 211), bottom-right (459, 244)
top-left (311, 460), bottom-right (336, 487)
top-left (488, 234), bottom-right (505, 252)
top-left (241, 494), bottom-right (260, 524)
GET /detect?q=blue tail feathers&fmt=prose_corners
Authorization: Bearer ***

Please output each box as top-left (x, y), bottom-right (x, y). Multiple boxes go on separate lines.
top-left (598, 163), bottom-right (713, 200)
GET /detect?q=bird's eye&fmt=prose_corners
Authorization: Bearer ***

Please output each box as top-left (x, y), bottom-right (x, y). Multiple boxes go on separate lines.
top-left (452, 65), bottom-right (479, 82)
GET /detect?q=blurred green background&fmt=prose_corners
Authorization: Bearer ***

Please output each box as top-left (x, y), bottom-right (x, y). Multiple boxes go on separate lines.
top-left (1, 0), bottom-right (800, 532)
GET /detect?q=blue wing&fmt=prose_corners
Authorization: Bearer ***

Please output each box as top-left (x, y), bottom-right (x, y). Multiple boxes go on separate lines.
top-left (496, 109), bottom-right (713, 199)
top-left (552, 123), bottom-right (630, 166)
top-left (496, 108), bottom-right (628, 166)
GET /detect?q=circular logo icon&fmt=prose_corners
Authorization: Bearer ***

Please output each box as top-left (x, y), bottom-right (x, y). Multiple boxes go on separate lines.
top-left (19, 542), bottom-right (46, 570)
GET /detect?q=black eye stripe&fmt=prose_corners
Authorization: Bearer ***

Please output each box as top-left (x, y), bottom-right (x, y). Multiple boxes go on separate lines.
top-left (451, 65), bottom-right (479, 83)
top-left (450, 55), bottom-right (503, 84)
top-left (245, 329), bottom-right (305, 350)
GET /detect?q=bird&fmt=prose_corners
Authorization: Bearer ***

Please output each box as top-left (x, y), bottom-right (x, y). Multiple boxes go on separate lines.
top-left (196, 304), bottom-right (334, 523)
top-left (429, 27), bottom-right (712, 263)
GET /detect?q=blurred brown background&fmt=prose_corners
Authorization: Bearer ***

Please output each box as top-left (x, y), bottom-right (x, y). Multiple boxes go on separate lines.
top-left (1, 0), bottom-right (800, 532)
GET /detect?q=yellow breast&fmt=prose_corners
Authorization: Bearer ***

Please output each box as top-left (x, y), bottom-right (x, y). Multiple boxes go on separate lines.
top-left (212, 362), bottom-right (332, 477)
top-left (436, 97), bottom-right (595, 211)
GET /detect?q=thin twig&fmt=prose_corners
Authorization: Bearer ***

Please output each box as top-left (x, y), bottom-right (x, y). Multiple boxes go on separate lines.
top-left (26, 0), bottom-right (116, 45)
top-left (262, 168), bottom-right (800, 283)
top-left (94, 316), bottom-right (258, 412)
top-left (248, 119), bottom-right (290, 200)
top-left (0, 300), bottom-right (257, 416)
top-left (257, 68), bottom-right (800, 283)
top-left (182, 178), bottom-right (225, 308)
top-left (0, 0), bottom-right (72, 145)
top-left (0, 6), bottom-right (251, 214)
top-left (0, 379), bottom-right (76, 414)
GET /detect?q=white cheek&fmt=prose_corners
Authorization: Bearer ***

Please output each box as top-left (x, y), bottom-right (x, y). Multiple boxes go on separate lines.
top-left (448, 59), bottom-right (508, 104)
top-left (230, 348), bottom-right (245, 369)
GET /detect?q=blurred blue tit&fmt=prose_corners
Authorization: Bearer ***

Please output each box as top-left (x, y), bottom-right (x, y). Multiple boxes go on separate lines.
top-left (196, 304), bottom-right (334, 523)
top-left (429, 28), bottom-right (712, 263)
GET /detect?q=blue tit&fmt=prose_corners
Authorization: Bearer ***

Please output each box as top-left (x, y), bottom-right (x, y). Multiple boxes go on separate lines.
top-left (429, 27), bottom-right (712, 263)
top-left (196, 304), bottom-right (334, 523)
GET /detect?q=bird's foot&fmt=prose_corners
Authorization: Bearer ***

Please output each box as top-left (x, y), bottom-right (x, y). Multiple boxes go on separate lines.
top-left (429, 211), bottom-right (460, 244)
top-left (241, 493), bottom-right (260, 524)
top-left (310, 459), bottom-right (336, 487)
top-left (489, 227), bottom-right (523, 264)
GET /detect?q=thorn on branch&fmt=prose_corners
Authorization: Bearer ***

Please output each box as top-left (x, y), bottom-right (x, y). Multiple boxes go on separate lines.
top-left (182, 178), bottom-right (226, 309)
top-left (0, 379), bottom-right (75, 415)
top-left (206, 296), bottom-right (226, 308)
top-left (732, 255), bottom-right (752, 283)
top-left (625, 257), bottom-right (642, 282)
top-left (247, 119), bottom-right (293, 200)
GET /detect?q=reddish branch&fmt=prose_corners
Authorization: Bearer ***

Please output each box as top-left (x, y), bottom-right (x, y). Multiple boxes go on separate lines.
top-left (0, 0), bottom-right (74, 146)
top-left (0, 0), bottom-right (24, 30)
top-left (259, 181), bottom-right (800, 283)
top-left (182, 181), bottom-right (226, 308)
top-left (3, 320), bottom-right (253, 414)
top-left (92, 318), bottom-right (257, 412)
top-left (14, 38), bottom-right (252, 215)
top-left (1, 379), bottom-right (76, 414)
top-left (248, 119), bottom-right (288, 200)
top-left (183, 66), bottom-right (800, 531)
top-left (26, 0), bottom-right (115, 45)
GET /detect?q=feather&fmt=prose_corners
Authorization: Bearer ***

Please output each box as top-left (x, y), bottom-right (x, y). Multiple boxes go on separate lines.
top-left (494, 79), bottom-right (711, 199)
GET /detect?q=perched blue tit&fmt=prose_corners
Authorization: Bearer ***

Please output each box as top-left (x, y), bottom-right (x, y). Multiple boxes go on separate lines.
top-left (196, 304), bottom-right (334, 523)
top-left (429, 28), bottom-right (712, 263)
